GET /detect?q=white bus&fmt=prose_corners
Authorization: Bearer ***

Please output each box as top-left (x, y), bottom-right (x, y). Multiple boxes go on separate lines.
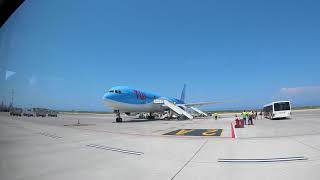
top-left (263, 101), bottom-right (291, 119)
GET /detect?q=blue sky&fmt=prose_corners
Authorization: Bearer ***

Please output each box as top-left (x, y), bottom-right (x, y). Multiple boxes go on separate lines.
top-left (1, 0), bottom-right (320, 111)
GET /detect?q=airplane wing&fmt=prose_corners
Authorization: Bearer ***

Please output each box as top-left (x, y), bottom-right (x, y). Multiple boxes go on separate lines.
top-left (178, 100), bottom-right (237, 107)
top-left (178, 101), bottom-right (224, 107)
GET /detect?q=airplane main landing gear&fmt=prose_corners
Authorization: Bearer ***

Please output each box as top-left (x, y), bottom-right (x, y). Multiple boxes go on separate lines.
top-left (147, 112), bottom-right (155, 120)
top-left (115, 110), bottom-right (122, 123)
top-left (116, 117), bottom-right (122, 123)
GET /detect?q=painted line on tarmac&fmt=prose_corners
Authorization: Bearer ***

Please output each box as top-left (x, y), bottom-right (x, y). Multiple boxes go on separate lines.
top-left (164, 129), bottom-right (223, 137)
top-left (170, 140), bottom-right (208, 180)
top-left (218, 156), bottom-right (307, 163)
top-left (87, 144), bottom-right (144, 155)
top-left (38, 132), bottom-right (62, 139)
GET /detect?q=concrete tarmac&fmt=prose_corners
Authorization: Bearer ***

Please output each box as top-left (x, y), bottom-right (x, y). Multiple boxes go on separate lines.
top-left (1, 110), bottom-right (320, 180)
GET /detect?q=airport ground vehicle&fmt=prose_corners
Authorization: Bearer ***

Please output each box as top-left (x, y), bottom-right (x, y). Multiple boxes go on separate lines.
top-left (33, 108), bottom-right (47, 117)
top-left (10, 108), bottom-right (23, 116)
top-left (23, 109), bottom-right (34, 117)
top-left (48, 111), bottom-right (58, 117)
top-left (36, 111), bottom-right (46, 117)
top-left (263, 101), bottom-right (291, 119)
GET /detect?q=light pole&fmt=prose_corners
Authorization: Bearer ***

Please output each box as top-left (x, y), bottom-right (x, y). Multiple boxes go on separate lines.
top-left (9, 89), bottom-right (14, 109)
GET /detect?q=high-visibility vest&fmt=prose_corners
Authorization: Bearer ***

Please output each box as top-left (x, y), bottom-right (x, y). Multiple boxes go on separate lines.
top-left (242, 112), bottom-right (245, 117)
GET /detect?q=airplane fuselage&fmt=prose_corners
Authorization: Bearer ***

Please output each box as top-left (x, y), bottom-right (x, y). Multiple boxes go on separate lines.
top-left (103, 86), bottom-right (184, 112)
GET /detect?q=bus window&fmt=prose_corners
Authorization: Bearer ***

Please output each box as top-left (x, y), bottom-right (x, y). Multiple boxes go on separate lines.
top-left (274, 102), bottom-right (290, 111)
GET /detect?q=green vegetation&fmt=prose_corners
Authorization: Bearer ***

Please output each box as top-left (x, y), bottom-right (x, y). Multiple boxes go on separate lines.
top-left (206, 105), bottom-right (320, 114)
top-left (206, 110), bottom-right (244, 114)
top-left (292, 106), bottom-right (320, 110)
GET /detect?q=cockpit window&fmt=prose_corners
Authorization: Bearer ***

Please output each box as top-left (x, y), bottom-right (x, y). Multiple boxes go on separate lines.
top-left (109, 90), bottom-right (121, 94)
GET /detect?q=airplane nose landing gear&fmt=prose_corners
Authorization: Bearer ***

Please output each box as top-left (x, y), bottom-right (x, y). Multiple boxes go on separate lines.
top-left (114, 110), bottom-right (122, 123)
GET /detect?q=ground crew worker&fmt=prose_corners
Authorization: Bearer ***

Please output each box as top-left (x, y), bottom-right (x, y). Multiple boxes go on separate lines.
top-left (253, 111), bottom-right (256, 124)
top-left (241, 110), bottom-right (247, 125)
top-left (248, 111), bottom-right (253, 125)
top-left (214, 113), bottom-right (218, 120)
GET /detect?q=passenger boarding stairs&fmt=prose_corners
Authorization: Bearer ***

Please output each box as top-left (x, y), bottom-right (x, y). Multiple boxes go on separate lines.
top-left (153, 99), bottom-right (193, 119)
top-left (190, 107), bottom-right (208, 117)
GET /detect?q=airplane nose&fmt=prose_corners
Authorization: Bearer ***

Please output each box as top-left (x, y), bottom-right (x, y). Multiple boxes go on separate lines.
top-left (103, 93), bottom-right (111, 100)
top-left (103, 92), bottom-right (118, 101)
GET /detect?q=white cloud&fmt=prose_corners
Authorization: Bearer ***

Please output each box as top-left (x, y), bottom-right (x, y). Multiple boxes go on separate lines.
top-left (5, 70), bottom-right (16, 80)
top-left (278, 86), bottom-right (320, 106)
top-left (29, 75), bottom-right (37, 85)
top-left (280, 86), bottom-right (320, 96)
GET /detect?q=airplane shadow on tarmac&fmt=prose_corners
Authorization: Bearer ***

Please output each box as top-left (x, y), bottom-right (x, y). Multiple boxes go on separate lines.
top-left (112, 119), bottom-right (163, 123)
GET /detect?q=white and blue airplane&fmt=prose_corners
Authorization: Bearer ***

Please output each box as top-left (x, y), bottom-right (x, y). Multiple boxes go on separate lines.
top-left (103, 85), bottom-right (222, 122)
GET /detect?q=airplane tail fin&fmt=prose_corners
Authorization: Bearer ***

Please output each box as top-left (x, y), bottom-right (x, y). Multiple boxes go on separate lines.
top-left (180, 84), bottom-right (186, 102)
